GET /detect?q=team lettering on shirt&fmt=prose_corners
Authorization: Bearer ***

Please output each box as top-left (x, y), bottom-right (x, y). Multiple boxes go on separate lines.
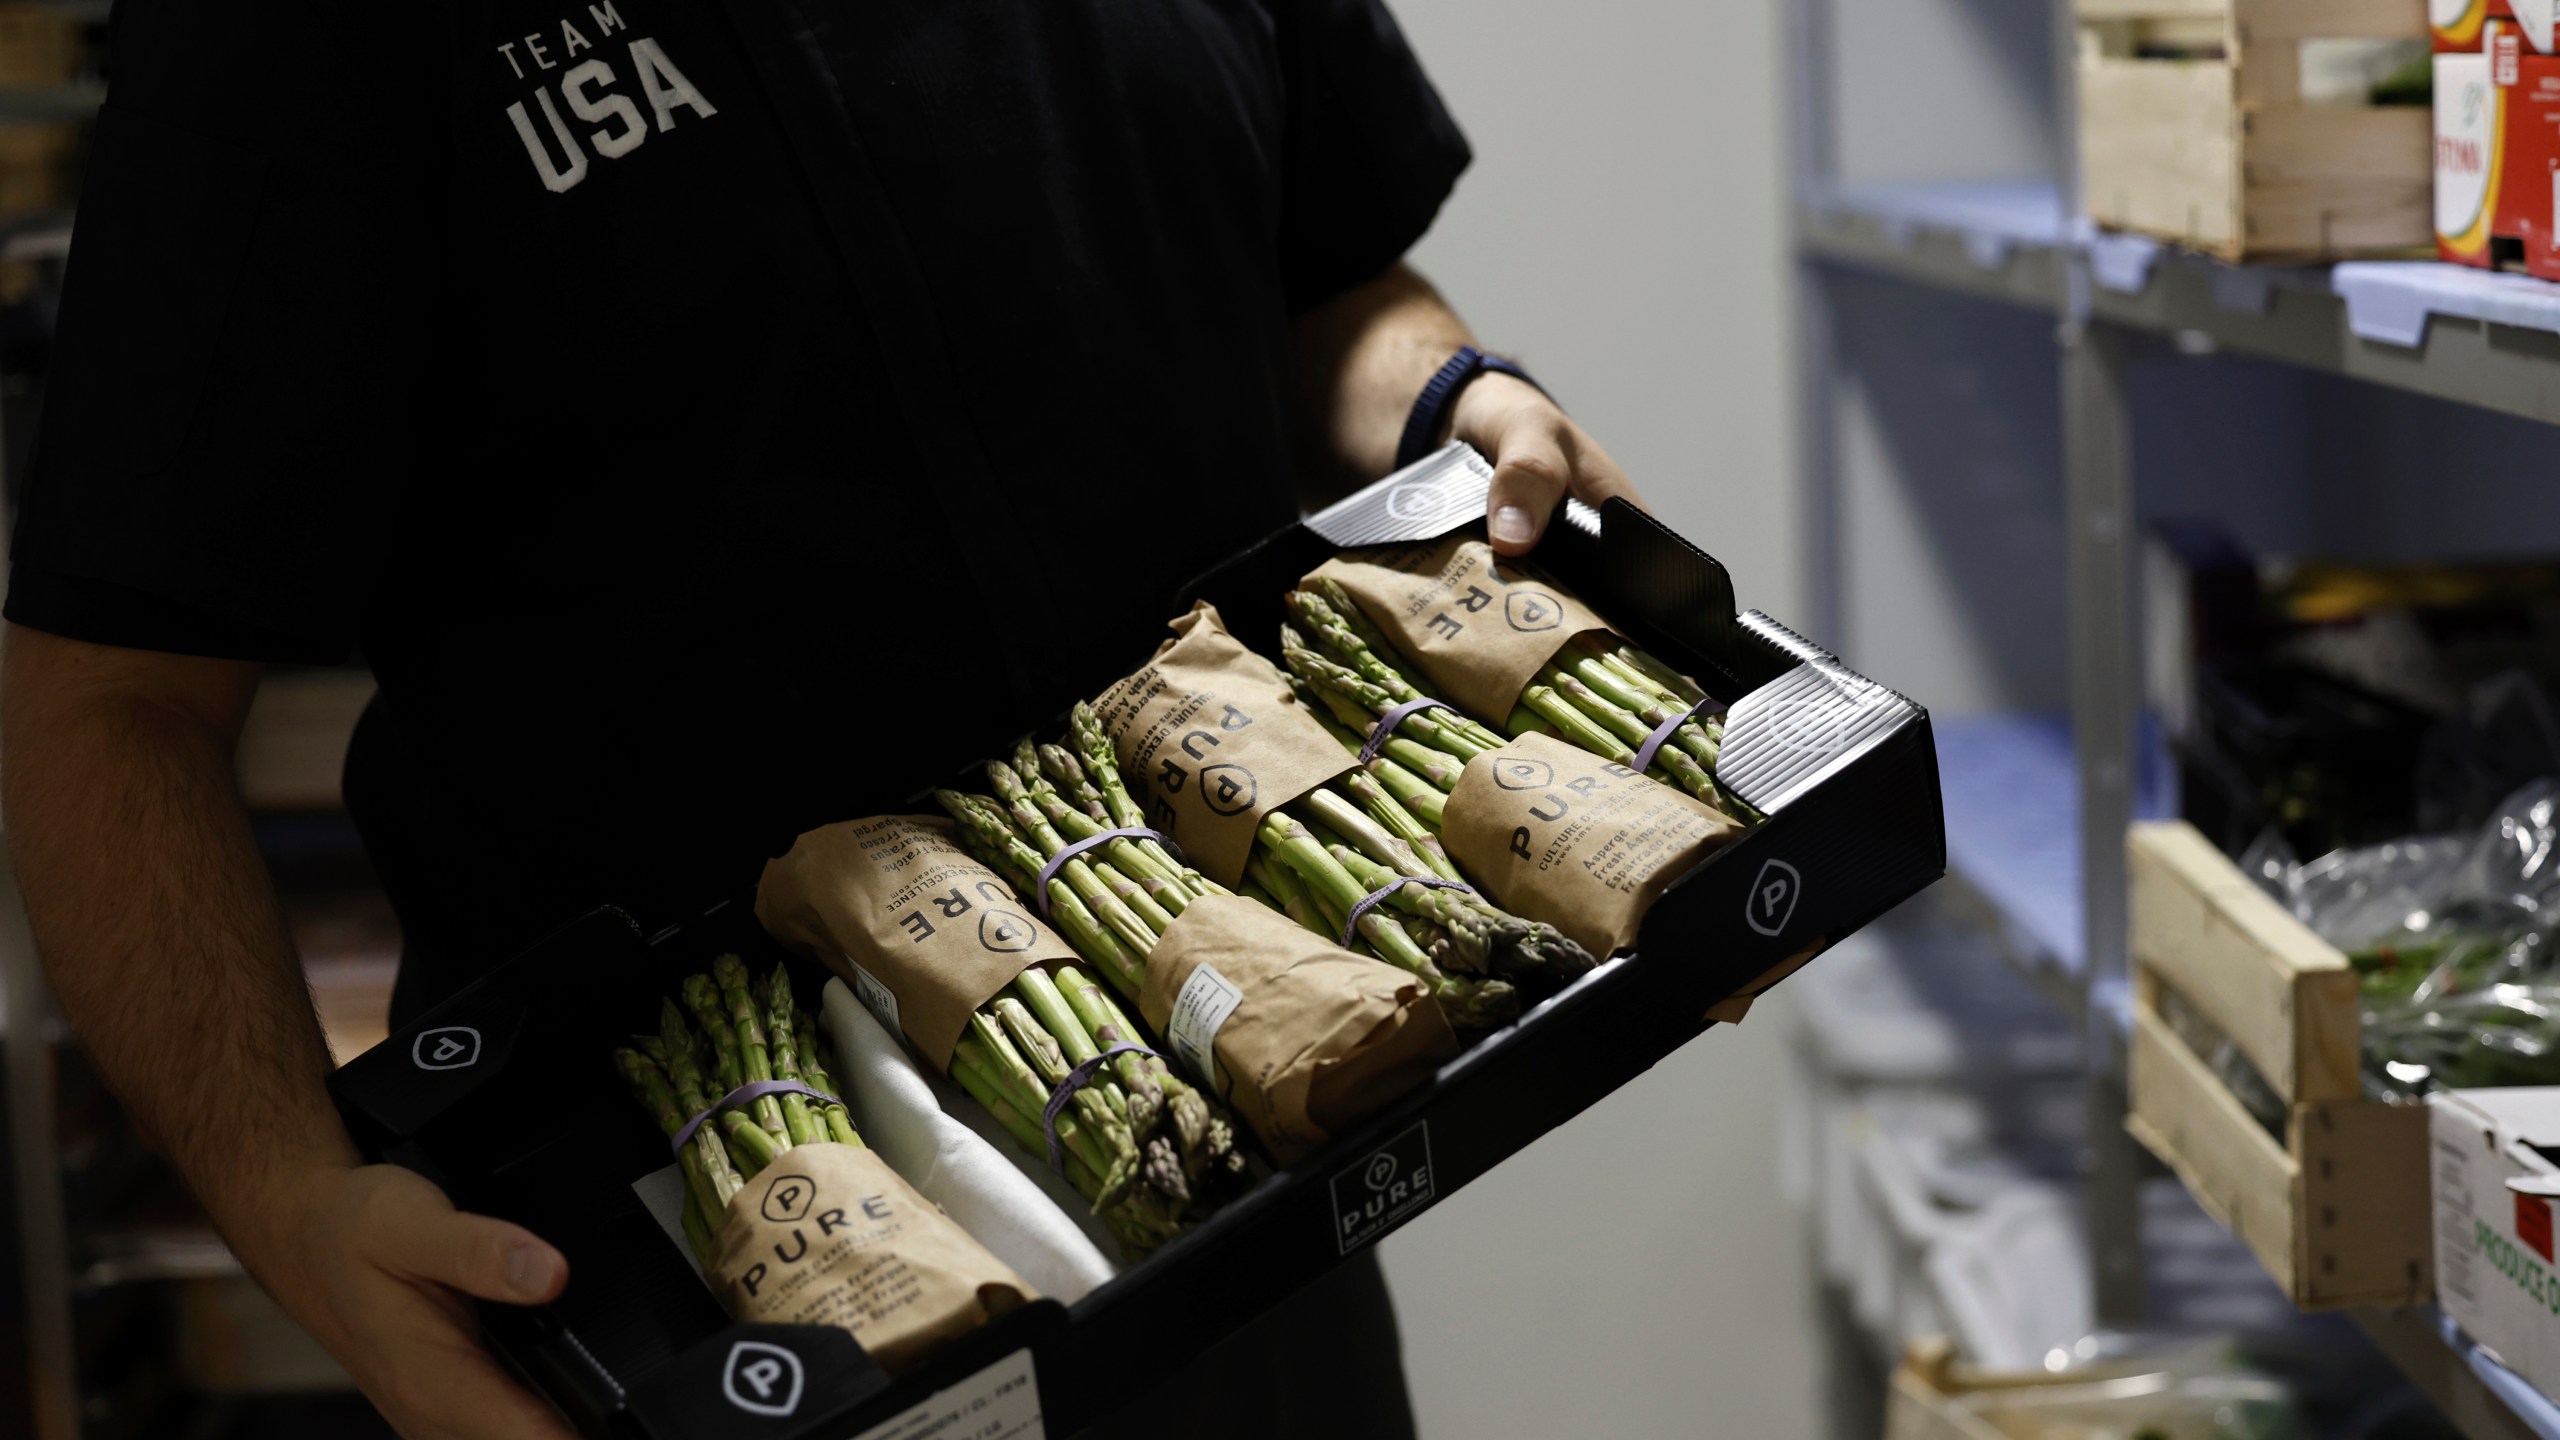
top-left (500, 2), bottom-right (717, 193)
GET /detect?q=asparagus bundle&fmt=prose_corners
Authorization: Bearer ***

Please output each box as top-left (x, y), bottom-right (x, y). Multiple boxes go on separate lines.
top-left (943, 944), bottom-right (1244, 1255)
top-left (1283, 576), bottom-right (1745, 817)
top-left (620, 955), bottom-right (1038, 1366)
top-left (615, 954), bottom-right (863, 1266)
top-left (937, 713), bottom-right (1590, 1040)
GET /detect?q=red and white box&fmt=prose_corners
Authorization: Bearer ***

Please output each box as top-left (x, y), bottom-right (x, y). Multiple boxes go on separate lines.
top-left (2432, 1089), bottom-right (2560, 1393)
top-left (2437, 42), bottom-right (2503, 263)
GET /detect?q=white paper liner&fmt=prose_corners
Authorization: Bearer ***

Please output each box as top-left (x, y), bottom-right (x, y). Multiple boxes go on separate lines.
top-left (820, 979), bottom-right (1122, 1301)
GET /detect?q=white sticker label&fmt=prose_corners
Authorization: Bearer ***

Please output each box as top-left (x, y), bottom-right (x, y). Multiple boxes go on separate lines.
top-left (1166, 963), bottom-right (1244, 1096)
top-left (846, 954), bottom-right (901, 1036)
top-left (850, 1347), bottom-right (1043, 1440)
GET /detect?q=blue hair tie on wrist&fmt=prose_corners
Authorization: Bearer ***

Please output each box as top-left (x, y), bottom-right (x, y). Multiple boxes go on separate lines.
top-left (1395, 344), bottom-right (1550, 471)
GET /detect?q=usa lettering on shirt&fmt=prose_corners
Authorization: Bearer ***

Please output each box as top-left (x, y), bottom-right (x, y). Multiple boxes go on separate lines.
top-left (499, 2), bottom-right (718, 193)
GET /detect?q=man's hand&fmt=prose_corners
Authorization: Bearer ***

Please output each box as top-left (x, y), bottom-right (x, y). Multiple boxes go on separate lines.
top-left (1288, 262), bottom-right (1643, 550)
top-left (249, 1165), bottom-right (575, 1440)
top-left (1447, 372), bottom-right (1642, 556)
top-left (2, 624), bottom-right (573, 1439)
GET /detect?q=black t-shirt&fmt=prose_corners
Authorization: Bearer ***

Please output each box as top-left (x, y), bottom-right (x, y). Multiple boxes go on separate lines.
top-left (6, 0), bottom-right (1468, 1001)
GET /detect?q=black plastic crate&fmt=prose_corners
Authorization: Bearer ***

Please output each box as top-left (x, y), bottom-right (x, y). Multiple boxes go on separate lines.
top-left (330, 448), bottom-right (1946, 1439)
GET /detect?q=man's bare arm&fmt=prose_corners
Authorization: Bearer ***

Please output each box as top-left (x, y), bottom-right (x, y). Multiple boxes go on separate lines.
top-left (1, 624), bottom-right (574, 1440)
top-left (3, 628), bottom-right (350, 1222)
top-left (1289, 262), bottom-right (1641, 554)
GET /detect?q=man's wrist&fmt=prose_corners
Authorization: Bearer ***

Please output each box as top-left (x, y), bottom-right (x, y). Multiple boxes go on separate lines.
top-left (200, 1148), bottom-right (361, 1285)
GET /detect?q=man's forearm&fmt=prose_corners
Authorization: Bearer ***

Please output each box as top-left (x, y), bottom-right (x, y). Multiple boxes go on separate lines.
top-left (1, 630), bottom-right (354, 1270)
top-left (1289, 263), bottom-right (1473, 506)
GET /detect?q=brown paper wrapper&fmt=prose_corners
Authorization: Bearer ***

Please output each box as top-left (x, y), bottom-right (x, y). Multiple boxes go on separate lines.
top-left (1440, 732), bottom-right (1746, 959)
top-left (755, 817), bottom-right (1078, 1071)
top-left (1311, 536), bottom-right (1612, 723)
top-left (1091, 604), bottom-right (1355, 887)
top-left (1139, 895), bottom-right (1457, 1166)
top-left (708, 1143), bottom-right (1033, 1374)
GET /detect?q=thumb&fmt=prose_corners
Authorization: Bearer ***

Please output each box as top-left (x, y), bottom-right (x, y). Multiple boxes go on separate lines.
top-left (379, 1200), bottom-right (569, 1307)
top-left (1484, 428), bottom-right (1571, 556)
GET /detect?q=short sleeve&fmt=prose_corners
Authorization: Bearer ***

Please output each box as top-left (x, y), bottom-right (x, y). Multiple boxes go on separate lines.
top-left (1271, 0), bottom-right (1472, 314)
top-left (5, 0), bottom-right (444, 662)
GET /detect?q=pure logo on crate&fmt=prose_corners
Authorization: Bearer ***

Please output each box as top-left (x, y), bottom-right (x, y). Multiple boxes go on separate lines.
top-left (721, 1340), bottom-right (806, 1418)
top-left (410, 1026), bottom-right (481, 1071)
top-left (1331, 1122), bottom-right (1436, 1254)
top-left (1746, 859), bottom-right (1802, 938)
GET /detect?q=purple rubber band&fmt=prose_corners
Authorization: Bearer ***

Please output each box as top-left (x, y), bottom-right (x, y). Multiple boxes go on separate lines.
top-left (1031, 827), bottom-right (1182, 918)
top-left (1043, 1041), bottom-right (1161, 1175)
top-left (1629, 696), bottom-right (1726, 779)
top-left (1359, 696), bottom-right (1454, 765)
top-left (1340, 875), bottom-right (1475, 950)
top-left (671, 1078), bottom-right (842, 1157)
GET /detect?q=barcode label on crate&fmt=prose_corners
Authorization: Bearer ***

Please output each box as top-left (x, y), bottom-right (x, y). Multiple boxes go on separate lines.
top-left (846, 955), bottom-right (901, 1037)
top-left (1166, 963), bottom-right (1243, 1095)
top-left (2439, 1135), bottom-right (2478, 1307)
top-left (849, 1348), bottom-right (1043, 1440)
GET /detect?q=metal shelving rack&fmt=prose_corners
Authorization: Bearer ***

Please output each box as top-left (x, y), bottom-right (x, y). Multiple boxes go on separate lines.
top-left (1789, 0), bottom-right (2560, 1435)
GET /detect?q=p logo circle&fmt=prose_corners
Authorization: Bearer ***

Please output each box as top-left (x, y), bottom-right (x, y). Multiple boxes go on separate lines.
top-left (1384, 478), bottom-right (1446, 521)
top-left (411, 1026), bottom-right (481, 1072)
top-left (1365, 1153), bottom-right (1400, 1191)
top-left (1504, 589), bottom-right (1565, 633)
top-left (1200, 763), bottom-right (1258, 817)
top-left (721, 1340), bottom-right (806, 1419)
top-left (759, 1172), bottom-right (817, 1225)
top-left (979, 909), bottom-right (1038, 954)
top-left (1492, 758), bottom-right (1554, 792)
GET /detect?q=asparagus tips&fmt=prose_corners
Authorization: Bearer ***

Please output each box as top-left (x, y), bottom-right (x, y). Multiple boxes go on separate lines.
top-left (1038, 742), bottom-right (1113, 824)
top-left (666, 990), bottom-right (779, 1175)
top-left (760, 969), bottom-right (824, 1147)
top-left (712, 954), bottom-right (791, 1145)
top-left (617, 1046), bottom-right (738, 1217)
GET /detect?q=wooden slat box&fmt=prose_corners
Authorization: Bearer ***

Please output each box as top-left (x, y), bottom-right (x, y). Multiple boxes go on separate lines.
top-left (2078, 0), bottom-right (2431, 259)
top-left (2125, 820), bottom-right (2431, 1309)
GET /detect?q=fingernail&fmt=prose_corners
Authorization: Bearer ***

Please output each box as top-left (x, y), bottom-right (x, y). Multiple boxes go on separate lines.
top-left (507, 1243), bottom-right (557, 1298)
top-left (1491, 505), bottom-right (1535, 546)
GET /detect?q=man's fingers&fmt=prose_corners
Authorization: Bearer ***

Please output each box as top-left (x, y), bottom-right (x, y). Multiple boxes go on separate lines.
top-left (377, 1203), bottom-right (568, 1308)
top-left (1564, 437), bottom-right (1644, 514)
top-left (1485, 428), bottom-right (1571, 556)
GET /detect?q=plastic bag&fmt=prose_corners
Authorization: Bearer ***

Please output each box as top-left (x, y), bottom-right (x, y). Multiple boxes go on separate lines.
top-left (2244, 778), bottom-right (2560, 1101)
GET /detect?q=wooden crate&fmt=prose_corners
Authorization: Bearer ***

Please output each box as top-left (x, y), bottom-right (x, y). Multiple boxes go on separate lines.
top-left (2124, 820), bottom-right (2431, 1310)
top-left (2077, 0), bottom-right (2431, 260)
top-left (1888, 1338), bottom-right (2198, 1440)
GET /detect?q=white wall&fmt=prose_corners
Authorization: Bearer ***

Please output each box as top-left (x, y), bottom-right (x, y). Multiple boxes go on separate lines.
top-left (1394, 0), bottom-right (1805, 625)
top-left (1375, 4), bottom-right (1823, 1437)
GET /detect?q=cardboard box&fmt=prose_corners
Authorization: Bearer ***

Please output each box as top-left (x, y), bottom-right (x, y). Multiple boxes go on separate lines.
top-left (2504, 40), bottom-right (2560, 280)
top-left (329, 445), bottom-right (1949, 1439)
top-left (2439, 48), bottom-right (2503, 265)
top-left (2432, 1088), bottom-right (2560, 1394)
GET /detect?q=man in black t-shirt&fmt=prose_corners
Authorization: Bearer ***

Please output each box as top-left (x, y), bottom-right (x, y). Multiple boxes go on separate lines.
top-left (0, 1), bottom-right (1638, 1436)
